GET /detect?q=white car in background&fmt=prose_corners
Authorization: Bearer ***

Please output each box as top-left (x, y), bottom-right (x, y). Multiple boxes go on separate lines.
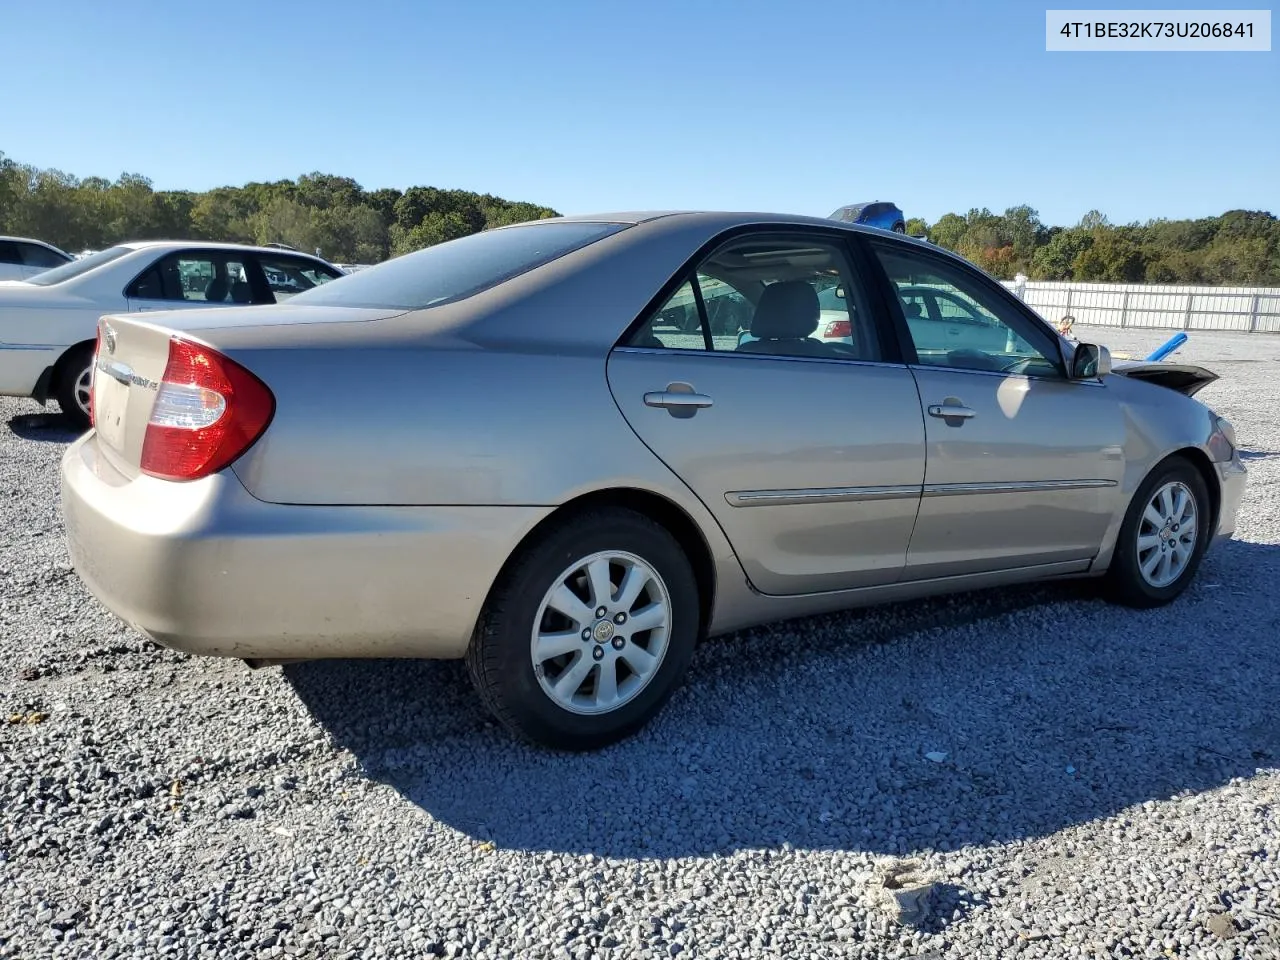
top-left (0, 241), bottom-right (345, 428)
top-left (0, 236), bottom-right (74, 280)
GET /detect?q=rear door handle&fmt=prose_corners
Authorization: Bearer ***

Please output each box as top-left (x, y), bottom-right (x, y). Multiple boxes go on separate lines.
top-left (928, 403), bottom-right (976, 420)
top-left (644, 382), bottom-right (713, 417)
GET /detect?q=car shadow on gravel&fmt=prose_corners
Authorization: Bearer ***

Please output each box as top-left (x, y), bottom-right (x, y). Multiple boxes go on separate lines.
top-left (7, 411), bottom-right (83, 442)
top-left (284, 537), bottom-right (1280, 861)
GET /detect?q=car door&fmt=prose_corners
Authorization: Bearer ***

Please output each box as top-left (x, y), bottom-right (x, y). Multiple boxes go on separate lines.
top-left (607, 231), bottom-right (926, 596)
top-left (865, 237), bottom-right (1126, 580)
top-left (124, 249), bottom-right (266, 313)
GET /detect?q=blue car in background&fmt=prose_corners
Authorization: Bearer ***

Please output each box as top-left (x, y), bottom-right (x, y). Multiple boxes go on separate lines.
top-left (828, 201), bottom-right (907, 233)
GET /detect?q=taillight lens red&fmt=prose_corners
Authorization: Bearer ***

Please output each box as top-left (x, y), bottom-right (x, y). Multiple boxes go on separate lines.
top-left (824, 319), bottom-right (852, 338)
top-left (139, 337), bottom-right (275, 482)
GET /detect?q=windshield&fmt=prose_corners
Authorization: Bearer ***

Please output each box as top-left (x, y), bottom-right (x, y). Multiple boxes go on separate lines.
top-left (829, 203), bottom-right (869, 223)
top-left (288, 220), bottom-right (628, 311)
top-left (25, 245), bottom-right (134, 286)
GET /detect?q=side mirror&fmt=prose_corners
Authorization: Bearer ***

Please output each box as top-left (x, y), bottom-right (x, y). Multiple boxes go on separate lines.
top-left (1070, 342), bottom-right (1112, 379)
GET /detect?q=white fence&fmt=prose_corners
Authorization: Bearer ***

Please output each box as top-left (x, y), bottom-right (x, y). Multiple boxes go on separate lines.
top-left (1001, 277), bottom-right (1280, 333)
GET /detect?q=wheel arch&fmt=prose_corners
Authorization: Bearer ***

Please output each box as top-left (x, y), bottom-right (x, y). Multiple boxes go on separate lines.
top-left (1166, 446), bottom-right (1222, 534)
top-left (478, 487), bottom-right (717, 639)
top-left (1095, 445), bottom-right (1223, 575)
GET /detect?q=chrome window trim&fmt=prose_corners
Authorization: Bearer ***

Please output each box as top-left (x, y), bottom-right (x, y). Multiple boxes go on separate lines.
top-left (906, 362), bottom-right (1106, 388)
top-left (612, 345), bottom-right (911, 372)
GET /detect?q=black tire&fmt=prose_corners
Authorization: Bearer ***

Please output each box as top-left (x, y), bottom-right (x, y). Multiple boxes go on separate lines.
top-left (465, 507), bottom-right (700, 751)
top-left (54, 344), bottom-right (95, 431)
top-left (1104, 456), bottom-right (1212, 608)
top-left (892, 222), bottom-right (906, 233)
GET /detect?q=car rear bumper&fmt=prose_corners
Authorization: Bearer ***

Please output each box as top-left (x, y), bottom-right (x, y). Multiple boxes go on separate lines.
top-left (60, 432), bottom-right (551, 660)
top-left (1212, 453), bottom-right (1248, 545)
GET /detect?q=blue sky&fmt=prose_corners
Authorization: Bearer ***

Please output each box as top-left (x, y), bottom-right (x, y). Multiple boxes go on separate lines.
top-left (1, 0), bottom-right (1275, 226)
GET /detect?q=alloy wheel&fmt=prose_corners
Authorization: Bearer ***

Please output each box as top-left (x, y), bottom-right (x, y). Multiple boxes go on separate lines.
top-left (1136, 480), bottom-right (1198, 588)
top-left (530, 550), bottom-right (672, 716)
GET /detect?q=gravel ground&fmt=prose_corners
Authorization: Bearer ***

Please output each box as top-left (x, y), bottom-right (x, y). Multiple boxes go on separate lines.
top-left (2, 325), bottom-right (1278, 960)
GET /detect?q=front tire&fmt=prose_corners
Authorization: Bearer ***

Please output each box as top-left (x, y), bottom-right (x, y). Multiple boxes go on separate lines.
top-left (55, 344), bottom-right (94, 431)
top-left (466, 508), bottom-right (700, 751)
top-left (892, 222), bottom-right (906, 233)
top-left (1104, 456), bottom-right (1212, 608)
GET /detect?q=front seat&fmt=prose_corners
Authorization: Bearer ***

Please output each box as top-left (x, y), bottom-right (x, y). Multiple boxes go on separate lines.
top-left (736, 281), bottom-right (836, 357)
top-left (204, 277), bottom-right (228, 302)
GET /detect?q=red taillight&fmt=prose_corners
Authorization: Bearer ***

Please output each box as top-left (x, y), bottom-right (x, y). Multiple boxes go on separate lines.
top-left (824, 319), bottom-right (852, 339)
top-left (139, 337), bottom-right (275, 482)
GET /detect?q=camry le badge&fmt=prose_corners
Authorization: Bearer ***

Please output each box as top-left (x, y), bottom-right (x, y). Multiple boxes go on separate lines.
top-left (102, 323), bottom-right (117, 354)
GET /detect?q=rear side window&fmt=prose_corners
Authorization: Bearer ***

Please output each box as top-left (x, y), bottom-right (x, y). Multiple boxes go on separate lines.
top-left (128, 253), bottom-right (254, 303)
top-left (20, 242), bottom-right (71, 268)
top-left (287, 221), bottom-right (628, 311)
top-left (25, 245), bottom-right (134, 285)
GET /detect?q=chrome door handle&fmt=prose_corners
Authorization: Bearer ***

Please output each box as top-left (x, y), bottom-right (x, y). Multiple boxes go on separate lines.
top-left (928, 403), bottom-right (976, 419)
top-left (645, 391), bottom-right (713, 409)
top-left (645, 392), bottom-right (713, 409)
top-left (644, 382), bottom-right (713, 417)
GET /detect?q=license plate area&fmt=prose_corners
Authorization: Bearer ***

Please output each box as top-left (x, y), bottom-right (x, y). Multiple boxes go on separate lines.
top-left (92, 359), bottom-right (132, 454)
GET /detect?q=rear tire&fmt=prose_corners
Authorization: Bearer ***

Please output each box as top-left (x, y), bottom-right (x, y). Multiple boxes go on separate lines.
top-left (466, 508), bottom-right (700, 751)
top-left (54, 344), bottom-right (94, 431)
top-left (1104, 456), bottom-right (1212, 608)
top-left (892, 222), bottom-right (906, 233)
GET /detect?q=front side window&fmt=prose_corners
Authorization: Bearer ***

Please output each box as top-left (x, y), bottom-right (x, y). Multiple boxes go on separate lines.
top-left (871, 243), bottom-right (1063, 378)
top-left (0, 241), bottom-right (22, 265)
top-left (258, 254), bottom-right (343, 303)
top-left (288, 220), bottom-right (627, 311)
top-left (128, 253), bottom-right (253, 303)
top-left (626, 235), bottom-right (882, 362)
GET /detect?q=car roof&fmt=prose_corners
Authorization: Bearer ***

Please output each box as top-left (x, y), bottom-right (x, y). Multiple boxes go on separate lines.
top-left (546, 209), bottom-right (898, 232)
top-left (117, 239), bottom-right (336, 261)
top-left (543, 209), bottom-right (944, 258)
top-left (0, 235), bottom-right (70, 250)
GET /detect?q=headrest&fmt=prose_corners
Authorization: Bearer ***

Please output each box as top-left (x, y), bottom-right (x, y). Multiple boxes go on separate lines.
top-left (750, 281), bottom-right (820, 340)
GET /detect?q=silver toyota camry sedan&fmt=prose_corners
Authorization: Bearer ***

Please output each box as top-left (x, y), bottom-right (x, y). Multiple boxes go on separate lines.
top-left (60, 211), bottom-right (1248, 750)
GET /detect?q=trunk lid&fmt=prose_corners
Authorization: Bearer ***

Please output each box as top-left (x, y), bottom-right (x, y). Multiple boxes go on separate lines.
top-left (1109, 360), bottom-right (1220, 397)
top-left (89, 304), bottom-right (399, 478)
top-left (90, 315), bottom-right (177, 477)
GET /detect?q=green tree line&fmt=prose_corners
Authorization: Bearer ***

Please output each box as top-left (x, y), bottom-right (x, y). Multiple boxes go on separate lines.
top-left (0, 150), bottom-right (560, 264)
top-left (4, 151), bottom-right (1276, 284)
top-left (904, 205), bottom-right (1280, 286)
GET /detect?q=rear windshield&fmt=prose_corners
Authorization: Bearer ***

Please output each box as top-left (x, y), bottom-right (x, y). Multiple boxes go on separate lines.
top-left (24, 245), bottom-right (134, 285)
top-left (287, 220), bottom-right (628, 311)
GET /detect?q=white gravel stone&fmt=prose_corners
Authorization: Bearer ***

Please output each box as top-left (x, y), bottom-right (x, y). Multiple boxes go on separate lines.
top-left (0, 325), bottom-right (1277, 959)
